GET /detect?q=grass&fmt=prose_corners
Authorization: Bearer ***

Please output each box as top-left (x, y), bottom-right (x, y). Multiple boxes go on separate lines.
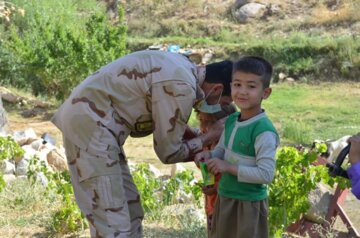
top-left (0, 179), bottom-right (61, 237)
top-left (143, 204), bottom-right (206, 238)
top-left (185, 81), bottom-right (360, 146)
top-left (263, 82), bottom-right (360, 145)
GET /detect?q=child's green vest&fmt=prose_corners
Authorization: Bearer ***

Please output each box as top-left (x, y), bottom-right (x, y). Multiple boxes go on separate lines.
top-left (218, 112), bottom-right (278, 201)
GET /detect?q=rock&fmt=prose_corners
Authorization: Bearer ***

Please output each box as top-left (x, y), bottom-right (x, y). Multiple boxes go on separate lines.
top-left (279, 72), bottom-right (287, 81)
top-left (0, 86), bottom-right (22, 104)
top-left (35, 150), bottom-right (49, 163)
top-left (3, 174), bottom-right (16, 183)
top-left (0, 160), bottom-right (15, 174)
top-left (162, 204), bottom-right (206, 223)
top-left (46, 148), bottom-right (68, 172)
top-left (35, 172), bottom-right (48, 187)
top-left (178, 190), bottom-right (193, 203)
top-left (233, 0), bottom-right (249, 10)
top-left (202, 52), bottom-right (213, 64)
top-left (13, 128), bottom-right (38, 146)
top-left (285, 77), bottom-right (295, 83)
top-left (20, 145), bottom-right (37, 162)
top-left (15, 158), bottom-right (29, 176)
top-left (148, 164), bottom-right (162, 178)
top-left (233, 3), bottom-right (266, 23)
top-left (30, 139), bottom-right (44, 151)
top-left (268, 4), bottom-right (281, 15)
top-left (170, 163), bottom-right (186, 177)
top-left (305, 183), bottom-right (332, 224)
top-left (325, 0), bottom-right (340, 11)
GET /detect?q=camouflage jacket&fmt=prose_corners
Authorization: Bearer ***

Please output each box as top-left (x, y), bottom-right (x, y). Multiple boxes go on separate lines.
top-left (52, 50), bottom-right (205, 163)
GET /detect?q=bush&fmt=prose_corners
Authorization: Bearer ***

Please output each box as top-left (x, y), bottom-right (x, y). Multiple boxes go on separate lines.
top-left (27, 156), bottom-right (87, 235)
top-left (131, 163), bottom-right (202, 220)
top-left (269, 145), bottom-right (350, 236)
top-left (0, 136), bottom-right (24, 192)
top-left (1, 0), bottom-right (128, 100)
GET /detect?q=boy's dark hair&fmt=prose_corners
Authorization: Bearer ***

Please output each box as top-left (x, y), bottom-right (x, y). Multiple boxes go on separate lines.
top-left (204, 60), bottom-right (233, 96)
top-left (233, 56), bottom-right (273, 88)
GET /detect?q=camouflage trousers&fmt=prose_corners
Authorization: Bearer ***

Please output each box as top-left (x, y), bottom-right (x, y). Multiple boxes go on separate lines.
top-left (63, 138), bottom-right (144, 238)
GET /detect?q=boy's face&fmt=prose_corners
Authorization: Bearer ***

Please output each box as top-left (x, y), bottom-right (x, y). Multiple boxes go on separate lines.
top-left (198, 112), bottom-right (217, 134)
top-left (231, 71), bottom-right (271, 114)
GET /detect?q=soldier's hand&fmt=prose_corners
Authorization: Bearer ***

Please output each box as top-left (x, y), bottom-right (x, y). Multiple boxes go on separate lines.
top-left (183, 125), bottom-right (200, 140)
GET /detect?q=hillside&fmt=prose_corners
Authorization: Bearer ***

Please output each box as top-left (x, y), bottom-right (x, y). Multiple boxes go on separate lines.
top-left (124, 0), bottom-right (360, 39)
top-left (122, 0), bottom-right (360, 82)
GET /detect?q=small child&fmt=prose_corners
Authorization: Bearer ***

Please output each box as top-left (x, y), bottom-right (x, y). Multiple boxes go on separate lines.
top-left (195, 56), bottom-right (279, 238)
top-left (196, 103), bottom-right (237, 235)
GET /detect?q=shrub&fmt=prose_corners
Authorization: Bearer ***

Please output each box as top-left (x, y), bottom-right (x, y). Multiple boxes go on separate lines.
top-left (27, 156), bottom-right (87, 235)
top-left (0, 136), bottom-right (24, 192)
top-left (131, 163), bottom-right (202, 220)
top-left (269, 145), bottom-right (350, 236)
top-left (1, 0), bottom-right (128, 100)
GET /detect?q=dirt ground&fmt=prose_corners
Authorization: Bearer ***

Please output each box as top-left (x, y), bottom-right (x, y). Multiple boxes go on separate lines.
top-left (4, 108), bottom-right (360, 238)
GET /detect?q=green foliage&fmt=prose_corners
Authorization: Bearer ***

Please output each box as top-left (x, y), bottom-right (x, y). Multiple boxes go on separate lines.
top-left (27, 156), bottom-right (87, 234)
top-left (131, 163), bottom-right (202, 220)
top-left (51, 200), bottom-right (86, 235)
top-left (128, 33), bottom-right (360, 82)
top-left (0, 136), bottom-right (23, 192)
top-left (212, 28), bottom-right (237, 43)
top-left (238, 34), bottom-right (359, 81)
top-left (163, 169), bottom-right (203, 206)
top-left (268, 145), bottom-right (350, 236)
top-left (1, 0), bottom-right (127, 100)
top-left (0, 136), bottom-right (24, 161)
top-left (131, 164), bottom-right (163, 214)
top-left (0, 175), bottom-right (5, 193)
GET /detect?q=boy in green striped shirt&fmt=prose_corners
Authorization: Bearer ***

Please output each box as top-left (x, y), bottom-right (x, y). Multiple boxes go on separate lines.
top-left (195, 56), bottom-right (279, 238)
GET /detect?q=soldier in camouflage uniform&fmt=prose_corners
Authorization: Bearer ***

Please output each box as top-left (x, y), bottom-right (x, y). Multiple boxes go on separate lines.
top-left (52, 50), bottom-right (233, 238)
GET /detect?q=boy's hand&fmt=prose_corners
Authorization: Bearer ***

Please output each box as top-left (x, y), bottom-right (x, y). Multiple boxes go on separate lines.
top-left (201, 118), bottom-right (225, 146)
top-left (206, 158), bottom-right (228, 175)
top-left (194, 151), bottom-right (211, 166)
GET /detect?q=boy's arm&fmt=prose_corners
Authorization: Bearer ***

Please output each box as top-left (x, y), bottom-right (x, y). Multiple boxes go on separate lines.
top-left (209, 132), bottom-right (226, 159)
top-left (236, 131), bottom-right (279, 184)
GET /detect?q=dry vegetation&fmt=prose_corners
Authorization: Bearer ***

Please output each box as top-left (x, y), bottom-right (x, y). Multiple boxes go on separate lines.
top-left (124, 0), bottom-right (360, 38)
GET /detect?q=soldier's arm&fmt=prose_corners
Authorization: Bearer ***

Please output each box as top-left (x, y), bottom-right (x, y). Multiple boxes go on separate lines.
top-left (151, 80), bottom-right (197, 163)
